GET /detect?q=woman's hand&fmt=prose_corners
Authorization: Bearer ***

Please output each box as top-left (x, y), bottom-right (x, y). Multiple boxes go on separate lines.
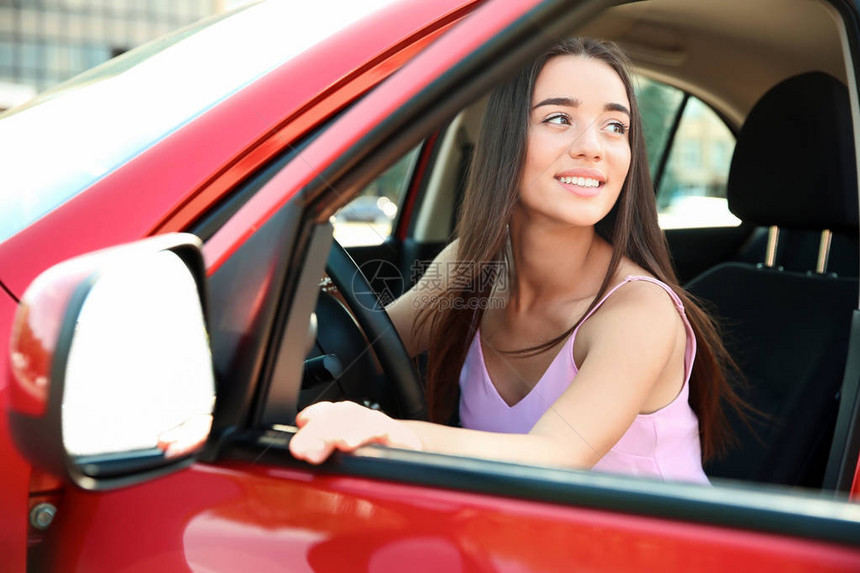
top-left (157, 413), bottom-right (213, 458)
top-left (289, 401), bottom-right (423, 464)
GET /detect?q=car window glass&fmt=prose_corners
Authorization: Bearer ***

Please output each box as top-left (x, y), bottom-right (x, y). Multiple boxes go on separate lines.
top-left (332, 145), bottom-right (420, 246)
top-left (657, 97), bottom-right (740, 229)
top-left (634, 76), bottom-right (685, 175)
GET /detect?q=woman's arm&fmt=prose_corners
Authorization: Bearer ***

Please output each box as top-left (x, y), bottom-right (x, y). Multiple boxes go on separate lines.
top-left (384, 238), bottom-right (460, 357)
top-left (291, 280), bottom-right (686, 469)
top-left (288, 401), bottom-right (582, 467)
top-left (525, 279), bottom-right (686, 467)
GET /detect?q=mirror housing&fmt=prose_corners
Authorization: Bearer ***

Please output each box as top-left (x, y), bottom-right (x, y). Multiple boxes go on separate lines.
top-left (8, 233), bottom-right (216, 490)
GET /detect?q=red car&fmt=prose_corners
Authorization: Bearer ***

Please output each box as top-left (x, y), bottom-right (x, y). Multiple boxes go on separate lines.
top-left (3, 0), bottom-right (860, 570)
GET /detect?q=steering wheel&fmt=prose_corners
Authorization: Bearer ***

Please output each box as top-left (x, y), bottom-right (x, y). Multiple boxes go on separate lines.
top-left (325, 240), bottom-right (428, 420)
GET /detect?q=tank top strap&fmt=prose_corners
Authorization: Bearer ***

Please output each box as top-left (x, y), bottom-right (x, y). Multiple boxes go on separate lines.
top-left (571, 275), bottom-right (696, 382)
top-left (574, 276), bottom-right (684, 330)
top-left (572, 276), bottom-right (635, 338)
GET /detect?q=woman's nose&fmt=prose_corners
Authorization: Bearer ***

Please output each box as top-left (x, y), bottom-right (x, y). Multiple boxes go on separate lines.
top-left (567, 121), bottom-right (602, 160)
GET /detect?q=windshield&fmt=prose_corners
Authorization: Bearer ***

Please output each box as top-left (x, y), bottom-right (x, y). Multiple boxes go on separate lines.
top-left (0, 0), bottom-right (398, 245)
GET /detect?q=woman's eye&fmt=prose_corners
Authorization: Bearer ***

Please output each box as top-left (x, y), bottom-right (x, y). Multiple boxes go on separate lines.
top-left (544, 113), bottom-right (571, 126)
top-left (606, 121), bottom-right (628, 135)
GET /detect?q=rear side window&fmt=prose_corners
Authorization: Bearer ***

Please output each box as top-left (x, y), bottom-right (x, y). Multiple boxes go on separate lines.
top-left (636, 77), bottom-right (740, 229)
top-left (636, 77), bottom-right (685, 174)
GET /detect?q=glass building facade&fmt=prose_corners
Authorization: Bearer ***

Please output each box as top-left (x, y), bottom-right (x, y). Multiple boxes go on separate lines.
top-left (0, 1), bottom-right (248, 109)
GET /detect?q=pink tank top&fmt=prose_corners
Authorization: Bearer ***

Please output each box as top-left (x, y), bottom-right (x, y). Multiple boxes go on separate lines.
top-left (458, 275), bottom-right (710, 484)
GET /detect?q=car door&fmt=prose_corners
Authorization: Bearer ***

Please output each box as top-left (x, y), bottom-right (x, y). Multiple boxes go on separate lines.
top-left (22, 0), bottom-right (860, 571)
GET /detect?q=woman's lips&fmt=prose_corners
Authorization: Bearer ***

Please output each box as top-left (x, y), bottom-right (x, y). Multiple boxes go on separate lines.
top-left (556, 175), bottom-right (604, 197)
top-left (555, 168), bottom-right (606, 197)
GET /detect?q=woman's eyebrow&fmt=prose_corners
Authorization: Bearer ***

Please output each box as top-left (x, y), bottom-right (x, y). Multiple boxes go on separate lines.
top-left (531, 97), bottom-right (631, 116)
top-left (605, 102), bottom-right (631, 116)
top-left (532, 96), bottom-right (579, 110)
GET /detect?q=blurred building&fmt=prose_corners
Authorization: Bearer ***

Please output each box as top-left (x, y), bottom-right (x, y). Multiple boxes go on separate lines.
top-left (664, 98), bottom-right (735, 201)
top-left (0, 0), bottom-right (250, 110)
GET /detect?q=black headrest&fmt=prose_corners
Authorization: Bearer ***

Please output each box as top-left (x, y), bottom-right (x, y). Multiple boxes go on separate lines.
top-left (728, 72), bottom-right (858, 231)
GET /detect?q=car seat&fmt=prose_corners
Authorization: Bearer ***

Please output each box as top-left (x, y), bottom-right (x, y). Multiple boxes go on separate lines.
top-left (685, 72), bottom-right (859, 488)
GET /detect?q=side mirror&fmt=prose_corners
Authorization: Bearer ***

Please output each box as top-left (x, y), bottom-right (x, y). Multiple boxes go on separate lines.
top-left (8, 234), bottom-right (216, 490)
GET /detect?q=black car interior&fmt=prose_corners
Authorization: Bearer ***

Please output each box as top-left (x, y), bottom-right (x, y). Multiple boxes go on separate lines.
top-left (686, 72), bottom-right (859, 489)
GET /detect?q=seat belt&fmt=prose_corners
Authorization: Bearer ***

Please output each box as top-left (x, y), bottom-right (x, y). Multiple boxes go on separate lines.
top-left (823, 308), bottom-right (860, 492)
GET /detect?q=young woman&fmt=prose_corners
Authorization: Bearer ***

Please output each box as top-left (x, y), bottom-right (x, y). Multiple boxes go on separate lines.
top-left (289, 38), bottom-right (744, 483)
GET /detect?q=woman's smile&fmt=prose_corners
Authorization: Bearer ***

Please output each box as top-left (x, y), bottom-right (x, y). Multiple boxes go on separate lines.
top-left (555, 168), bottom-right (606, 197)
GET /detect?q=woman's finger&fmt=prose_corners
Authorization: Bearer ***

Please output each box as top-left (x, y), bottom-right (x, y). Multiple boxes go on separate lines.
top-left (290, 401), bottom-right (422, 464)
top-left (291, 402), bottom-right (371, 462)
top-left (294, 400), bottom-right (334, 428)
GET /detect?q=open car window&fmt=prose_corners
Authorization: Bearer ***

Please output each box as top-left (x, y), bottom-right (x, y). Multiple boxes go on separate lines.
top-left (253, 0), bottom-right (860, 483)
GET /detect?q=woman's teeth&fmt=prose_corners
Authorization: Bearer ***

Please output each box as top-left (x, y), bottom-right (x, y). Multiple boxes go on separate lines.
top-left (559, 176), bottom-right (601, 188)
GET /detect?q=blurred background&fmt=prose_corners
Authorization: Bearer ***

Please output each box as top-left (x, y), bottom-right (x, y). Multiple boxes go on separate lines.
top-left (0, 0), bottom-right (254, 111)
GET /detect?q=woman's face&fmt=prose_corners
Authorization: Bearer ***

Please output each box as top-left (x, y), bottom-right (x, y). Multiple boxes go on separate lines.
top-left (518, 55), bottom-right (632, 228)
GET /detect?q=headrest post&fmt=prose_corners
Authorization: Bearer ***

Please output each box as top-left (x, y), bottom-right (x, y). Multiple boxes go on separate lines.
top-left (816, 229), bottom-right (833, 274)
top-left (764, 225), bottom-right (780, 268)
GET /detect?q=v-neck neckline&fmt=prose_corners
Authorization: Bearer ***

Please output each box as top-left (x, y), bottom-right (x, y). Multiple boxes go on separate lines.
top-left (475, 329), bottom-right (576, 409)
top-left (473, 275), bottom-right (650, 408)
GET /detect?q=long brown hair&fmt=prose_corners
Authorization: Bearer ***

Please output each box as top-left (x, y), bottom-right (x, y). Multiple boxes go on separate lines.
top-left (415, 38), bottom-right (745, 461)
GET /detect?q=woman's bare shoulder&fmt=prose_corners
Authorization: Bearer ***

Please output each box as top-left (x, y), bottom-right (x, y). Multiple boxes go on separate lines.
top-left (601, 278), bottom-right (679, 316)
top-left (439, 237), bottom-right (460, 262)
top-left (575, 266), bottom-right (683, 353)
top-left (603, 258), bottom-right (680, 316)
